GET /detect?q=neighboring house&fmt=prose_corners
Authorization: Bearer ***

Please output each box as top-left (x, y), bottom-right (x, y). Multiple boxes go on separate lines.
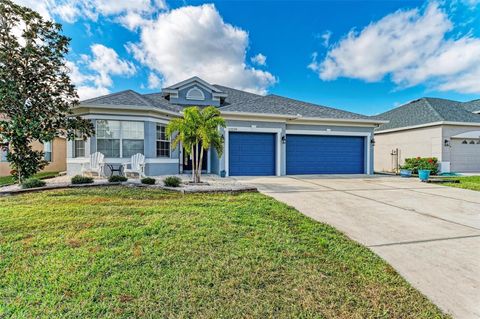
top-left (0, 138), bottom-right (66, 177)
top-left (374, 98), bottom-right (480, 173)
top-left (68, 76), bottom-right (385, 177)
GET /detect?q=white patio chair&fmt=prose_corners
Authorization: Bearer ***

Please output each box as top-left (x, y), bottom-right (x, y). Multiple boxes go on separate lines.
top-left (123, 153), bottom-right (146, 178)
top-left (81, 152), bottom-right (105, 177)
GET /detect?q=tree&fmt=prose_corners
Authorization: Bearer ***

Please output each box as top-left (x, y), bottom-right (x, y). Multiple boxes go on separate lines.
top-left (0, 0), bottom-right (94, 182)
top-left (167, 106), bottom-right (225, 183)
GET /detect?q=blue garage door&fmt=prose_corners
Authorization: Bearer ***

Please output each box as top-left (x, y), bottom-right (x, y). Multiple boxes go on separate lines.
top-left (229, 132), bottom-right (276, 176)
top-left (286, 135), bottom-right (365, 175)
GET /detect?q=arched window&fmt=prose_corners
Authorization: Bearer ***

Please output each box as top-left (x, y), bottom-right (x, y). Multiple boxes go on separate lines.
top-left (186, 87), bottom-right (205, 101)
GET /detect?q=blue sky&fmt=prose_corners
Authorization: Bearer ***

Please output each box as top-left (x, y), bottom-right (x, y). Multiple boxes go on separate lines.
top-left (15, 0), bottom-right (480, 115)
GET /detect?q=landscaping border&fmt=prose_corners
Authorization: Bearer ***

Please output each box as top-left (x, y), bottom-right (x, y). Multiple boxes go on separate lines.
top-left (0, 182), bottom-right (257, 197)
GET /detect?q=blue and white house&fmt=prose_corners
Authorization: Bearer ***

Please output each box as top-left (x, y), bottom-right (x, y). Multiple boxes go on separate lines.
top-left (68, 76), bottom-right (386, 177)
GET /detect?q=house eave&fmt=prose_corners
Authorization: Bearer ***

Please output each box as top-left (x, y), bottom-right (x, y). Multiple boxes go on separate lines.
top-left (75, 103), bottom-right (181, 117)
top-left (375, 121), bottom-right (480, 134)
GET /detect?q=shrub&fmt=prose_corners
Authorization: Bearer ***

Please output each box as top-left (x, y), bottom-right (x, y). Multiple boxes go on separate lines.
top-left (108, 175), bottom-right (128, 183)
top-left (21, 178), bottom-right (46, 189)
top-left (401, 157), bottom-right (438, 175)
top-left (71, 175), bottom-right (94, 185)
top-left (164, 176), bottom-right (181, 187)
top-left (141, 177), bottom-right (156, 185)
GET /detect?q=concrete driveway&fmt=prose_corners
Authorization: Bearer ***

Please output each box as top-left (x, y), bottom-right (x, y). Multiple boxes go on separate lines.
top-left (235, 175), bottom-right (480, 319)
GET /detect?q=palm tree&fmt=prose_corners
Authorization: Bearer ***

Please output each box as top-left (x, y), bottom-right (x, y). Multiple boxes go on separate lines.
top-left (167, 106), bottom-right (225, 183)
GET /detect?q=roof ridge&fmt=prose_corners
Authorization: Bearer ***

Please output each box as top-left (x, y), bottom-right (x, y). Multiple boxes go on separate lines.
top-left (129, 90), bottom-right (155, 107)
top-left (81, 89), bottom-right (135, 103)
top-left (422, 98), bottom-right (445, 121)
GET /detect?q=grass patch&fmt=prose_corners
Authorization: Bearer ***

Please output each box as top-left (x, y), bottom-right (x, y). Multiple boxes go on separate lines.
top-left (0, 187), bottom-right (448, 318)
top-left (0, 171), bottom-right (59, 187)
top-left (444, 176), bottom-right (480, 191)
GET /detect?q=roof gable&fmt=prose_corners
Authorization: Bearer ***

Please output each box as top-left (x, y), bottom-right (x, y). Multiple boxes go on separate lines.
top-left (375, 97), bottom-right (480, 132)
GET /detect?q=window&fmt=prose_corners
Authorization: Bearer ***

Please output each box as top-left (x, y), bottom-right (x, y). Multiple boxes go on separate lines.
top-left (122, 121), bottom-right (144, 157)
top-left (44, 141), bottom-right (52, 162)
top-left (96, 120), bottom-right (144, 158)
top-left (156, 124), bottom-right (170, 158)
top-left (74, 140), bottom-right (85, 158)
top-left (0, 143), bottom-right (8, 162)
top-left (186, 87), bottom-right (205, 101)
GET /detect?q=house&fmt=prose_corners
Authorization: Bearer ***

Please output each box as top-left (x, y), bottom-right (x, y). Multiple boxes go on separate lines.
top-left (0, 113), bottom-right (67, 176)
top-left (374, 97), bottom-right (480, 173)
top-left (68, 76), bottom-right (386, 177)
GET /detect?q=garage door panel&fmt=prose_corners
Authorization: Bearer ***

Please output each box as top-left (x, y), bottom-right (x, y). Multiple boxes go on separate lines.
top-left (229, 132), bottom-right (276, 176)
top-left (287, 135), bottom-right (365, 174)
top-left (451, 140), bottom-right (480, 172)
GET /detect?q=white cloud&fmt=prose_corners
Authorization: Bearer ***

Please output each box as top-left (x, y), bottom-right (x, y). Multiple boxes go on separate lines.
top-left (311, 2), bottom-right (480, 94)
top-left (251, 53), bottom-right (267, 66)
top-left (13, 0), bottom-right (167, 29)
top-left (65, 45), bottom-right (136, 99)
top-left (126, 4), bottom-right (276, 94)
top-left (316, 30), bottom-right (332, 47)
top-left (147, 73), bottom-right (163, 89)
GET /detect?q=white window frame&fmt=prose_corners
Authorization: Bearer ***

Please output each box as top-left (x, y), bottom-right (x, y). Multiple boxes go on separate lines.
top-left (156, 124), bottom-right (171, 158)
top-left (96, 120), bottom-right (145, 158)
top-left (44, 141), bottom-right (53, 162)
top-left (0, 142), bottom-right (8, 162)
top-left (223, 127), bottom-right (282, 177)
top-left (186, 87), bottom-right (205, 101)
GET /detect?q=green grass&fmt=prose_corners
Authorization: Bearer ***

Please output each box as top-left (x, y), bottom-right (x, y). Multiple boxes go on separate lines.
top-left (0, 187), bottom-right (448, 318)
top-left (0, 171), bottom-right (59, 187)
top-left (444, 176), bottom-right (480, 191)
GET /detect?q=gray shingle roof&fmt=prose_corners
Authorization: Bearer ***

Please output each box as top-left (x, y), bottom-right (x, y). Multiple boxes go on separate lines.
top-left (375, 97), bottom-right (480, 131)
top-left (80, 85), bottom-right (371, 121)
top-left (462, 99), bottom-right (480, 113)
top-left (220, 94), bottom-right (370, 119)
top-left (213, 85), bottom-right (262, 106)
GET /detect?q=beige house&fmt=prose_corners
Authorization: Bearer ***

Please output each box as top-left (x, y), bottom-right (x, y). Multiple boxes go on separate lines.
top-left (374, 98), bottom-right (480, 173)
top-left (0, 113), bottom-right (67, 176)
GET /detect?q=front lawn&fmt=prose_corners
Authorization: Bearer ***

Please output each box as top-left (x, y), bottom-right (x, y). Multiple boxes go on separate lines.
top-left (0, 187), bottom-right (448, 318)
top-left (0, 171), bottom-right (59, 186)
top-left (444, 176), bottom-right (480, 191)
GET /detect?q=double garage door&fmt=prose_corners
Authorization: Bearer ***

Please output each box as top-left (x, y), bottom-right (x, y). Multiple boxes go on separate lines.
top-left (228, 132), bottom-right (365, 176)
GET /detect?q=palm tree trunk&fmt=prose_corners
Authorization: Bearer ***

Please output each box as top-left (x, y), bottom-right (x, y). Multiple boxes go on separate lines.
top-left (191, 144), bottom-right (195, 182)
top-left (197, 147), bottom-right (204, 183)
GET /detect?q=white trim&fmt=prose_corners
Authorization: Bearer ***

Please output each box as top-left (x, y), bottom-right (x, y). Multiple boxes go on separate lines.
top-left (450, 131), bottom-right (480, 139)
top-left (220, 111), bottom-right (387, 125)
top-left (83, 114), bottom-right (170, 124)
top-left (375, 121), bottom-right (480, 134)
top-left (286, 130), bottom-right (371, 137)
top-left (186, 87), bottom-right (205, 101)
top-left (76, 104), bottom-right (180, 117)
top-left (285, 130), bottom-right (372, 175)
top-left (224, 126), bottom-right (282, 177)
top-left (164, 76), bottom-right (223, 93)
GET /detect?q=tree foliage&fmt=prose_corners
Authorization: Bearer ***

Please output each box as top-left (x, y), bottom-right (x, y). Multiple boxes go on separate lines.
top-left (0, 0), bottom-right (94, 181)
top-left (167, 106), bottom-right (225, 183)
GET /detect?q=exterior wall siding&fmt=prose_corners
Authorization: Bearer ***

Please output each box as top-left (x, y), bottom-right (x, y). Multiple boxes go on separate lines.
top-left (67, 117), bottom-right (180, 176)
top-left (374, 126), bottom-right (443, 172)
top-left (220, 120), bottom-right (375, 176)
top-left (442, 125), bottom-right (480, 172)
top-left (1, 137), bottom-right (66, 176)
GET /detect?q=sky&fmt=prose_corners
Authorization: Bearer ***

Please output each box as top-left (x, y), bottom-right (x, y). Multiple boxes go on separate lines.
top-left (12, 0), bottom-right (480, 115)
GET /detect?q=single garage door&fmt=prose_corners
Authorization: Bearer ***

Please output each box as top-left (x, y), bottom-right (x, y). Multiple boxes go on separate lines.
top-left (451, 139), bottom-right (480, 172)
top-left (229, 132), bottom-right (276, 176)
top-left (286, 135), bottom-right (365, 174)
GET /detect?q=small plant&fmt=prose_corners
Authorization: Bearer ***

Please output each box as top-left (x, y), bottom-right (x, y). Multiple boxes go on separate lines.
top-left (71, 175), bottom-right (94, 185)
top-left (21, 178), bottom-right (46, 189)
top-left (108, 175), bottom-right (128, 183)
top-left (401, 157), bottom-right (439, 175)
top-left (164, 176), bottom-right (181, 187)
top-left (141, 177), bottom-right (156, 185)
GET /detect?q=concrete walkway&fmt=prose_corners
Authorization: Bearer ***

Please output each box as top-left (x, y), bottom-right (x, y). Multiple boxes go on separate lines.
top-left (236, 175), bottom-right (480, 319)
